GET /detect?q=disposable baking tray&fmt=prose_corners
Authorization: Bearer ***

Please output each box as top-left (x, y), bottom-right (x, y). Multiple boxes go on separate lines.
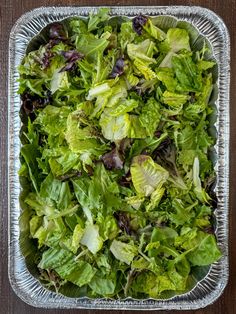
top-left (8, 6), bottom-right (230, 310)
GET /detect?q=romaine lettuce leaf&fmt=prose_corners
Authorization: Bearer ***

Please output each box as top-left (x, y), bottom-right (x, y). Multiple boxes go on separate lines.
top-left (55, 258), bottom-right (97, 287)
top-left (118, 21), bottom-right (137, 51)
top-left (193, 157), bottom-right (211, 203)
top-left (130, 155), bottom-right (169, 196)
top-left (100, 111), bottom-right (130, 141)
top-left (80, 224), bottom-right (103, 254)
top-left (165, 28), bottom-right (191, 53)
top-left (139, 97), bottom-right (161, 136)
top-left (110, 240), bottom-right (138, 265)
top-left (143, 18), bottom-right (166, 41)
top-left (34, 105), bottom-right (71, 136)
top-left (127, 39), bottom-right (156, 64)
top-left (89, 274), bottom-right (116, 296)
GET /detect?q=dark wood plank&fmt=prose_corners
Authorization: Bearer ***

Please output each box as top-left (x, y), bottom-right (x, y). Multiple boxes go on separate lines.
top-left (0, 0), bottom-right (235, 313)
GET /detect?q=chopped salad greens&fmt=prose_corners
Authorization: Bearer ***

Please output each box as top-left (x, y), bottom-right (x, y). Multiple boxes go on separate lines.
top-left (18, 9), bottom-right (221, 299)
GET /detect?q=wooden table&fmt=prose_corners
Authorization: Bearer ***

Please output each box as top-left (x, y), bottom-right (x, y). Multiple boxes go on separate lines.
top-left (1, 0), bottom-right (235, 313)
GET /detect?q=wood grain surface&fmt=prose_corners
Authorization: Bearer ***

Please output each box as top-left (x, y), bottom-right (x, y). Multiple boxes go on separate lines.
top-left (0, 0), bottom-right (235, 313)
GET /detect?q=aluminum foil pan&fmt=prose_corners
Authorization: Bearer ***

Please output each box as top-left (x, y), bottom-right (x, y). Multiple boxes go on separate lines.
top-left (8, 6), bottom-right (230, 310)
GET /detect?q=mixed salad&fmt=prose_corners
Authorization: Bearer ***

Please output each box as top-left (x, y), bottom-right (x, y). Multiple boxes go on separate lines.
top-left (18, 9), bottom-right (221, 298)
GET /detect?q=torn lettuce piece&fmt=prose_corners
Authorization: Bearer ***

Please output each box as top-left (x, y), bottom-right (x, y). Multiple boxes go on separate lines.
top-left (65, 110), bottom-right (107, 157)
top-left (159, 51), bottom-right (176, 68)
top-left (143, 18), bottom-right (166, 41)
top-left (110, 240), bottom-right (138, 265)
top-left (197, 60), bottom-right (215, 71)
top-left (72, 178), bottom-right (93, 223)
top-left (128, 115), bottom-right (147, 139)
top-left (164, 28), bottom-right (191, 53)
top-left (80, 224), bottom-right (103, 255)
top-left (127, 39), bottom-right (157, 80)
top-left (133, 58), bottom-right (157, 80)
top-left (146, 185), bottom-right (165, 211)
top-left (109, 99), bottom-right (139, 117)
top-left (131, 271), bottom-right (183, 297)
top-left (87, 82), bottom-right (111, 100)
top-left (55, 258), bottom-right (97, 287)
top-left (71, 223), bottom-right (84, 254)
top-left (127, 39), bottom-right (157, 64)
top-left (92, 50), bottom-right (117, 85)
top-left (75, 34), bottom-right (109, 62)
top-left (187, 232), bottom-right (222, 266)
top-left (87, 8), bottom-right (110, 32)
top-left (89, 274), bottom-right (116, 296)
top-left (39, 172), bottom-right (73, 210)
top-left (172, 52), bottom-right (202, 92)
top-left (89, 80), bottom-right (128, 118)
top-left (20, 144), bottom-right (41, 193)
top-left (50, 69), bottom-right (70, 94)
top-left (118, 21), bottom-right (137, 51)
top-left (49, 150), bottom-right (80, 177)
top-left (162, 91), bottom-right (189, 108)
top-left (139, 97), bottom-right (161, 137)
top-left (106, 80), bottom-right (128, 107)
top-left (38, 247), bottom-right (73, 269)
top-left (100, 110), bottom-right (130, 141)
top-left (24, 192), bottom-right (55, 217)
top-left (193, 157), bottom-right (211, 203)
top-left (131, 155), bottom-right (169, 196)
top-left (97, 214), bottom-right (119, 240)
top-left (125, 63), bottom-right (140, 87)
top-left (126, 195), bottom-right (145, 209)
top-left (184, 73), bottom-right (213, 120)
top-left (34, 105), bottom-right (71, 137)
top-left (158, 28), bottom-right (190, 68)
top-left (156, 67), bottom-right (177, 92)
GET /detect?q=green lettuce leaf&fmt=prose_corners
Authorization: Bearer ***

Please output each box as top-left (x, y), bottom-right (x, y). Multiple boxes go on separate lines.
top-left (100, 110), bottom-right (130, 141)
top-left (20, 144), bottom-right (41, 193)
top-left (38, 247), bottom-right (73, 269)
top-left (50, 70), bottom-right (69, 94)
top-left (139, 97), bottom-right (161, 136)
top-left (87, 8), bottom-right (110, 32)
top-left (55, 258), bottom-right (97, 287)
top-left (130, 155), bottom-right (169, 196)
top-left (127, 39), bottom-right (157, 80)
top-left (80, 224), bottom-right (103, 254)
top-left (110, 240), bottom-right (138, 265)
top-left (162, 91), bottom-right (189, 108)
top-left (76, 34), bottom-right (109, 62)
top-left (109, 99), bottom-right (139, 116)
top-left (193, 157), bottom-right (211, 203)
top-left (118, 21), bottom-right (137, 51)
top-left (158, 28), bottom-right (190, 68)
top-left (128, 115), bottom-right (147, 139)
top-left (34, 105), bottom-right (71, 137)
top-left (127, 39), bottom-right (156, 64)
top-left (172, 52), bottom-right (202, 92)
top-left (164, 28), bottom-right (190, 53)
top-left (156, 67), bottom-right (177, 92)
top-left (89, 273), bottom-right (116, 296)
top-left (143, 18), bottom-right (166, 41)
top-left (187, 232), bottom-right (222, 266)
